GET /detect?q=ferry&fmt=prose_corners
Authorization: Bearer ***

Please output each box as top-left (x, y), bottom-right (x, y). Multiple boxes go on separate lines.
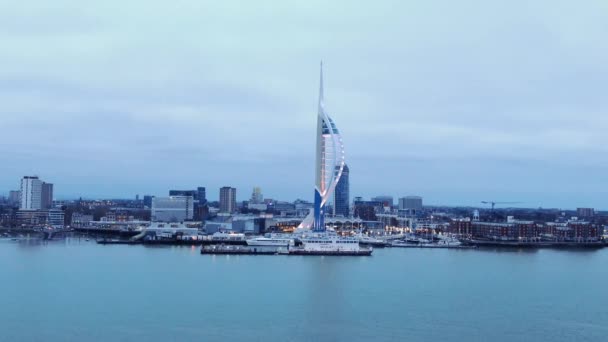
top-left (289, 232), bottom-right (372, 256)
top-left (246, 236), bottom-right (294, 247)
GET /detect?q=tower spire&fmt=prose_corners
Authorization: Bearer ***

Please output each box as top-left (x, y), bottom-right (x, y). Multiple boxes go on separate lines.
top-left (318, 61), bottom-right (324, 111)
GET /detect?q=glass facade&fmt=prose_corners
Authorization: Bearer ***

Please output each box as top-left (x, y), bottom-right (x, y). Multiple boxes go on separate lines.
top-left (333, 164), bottom-right (349, 217)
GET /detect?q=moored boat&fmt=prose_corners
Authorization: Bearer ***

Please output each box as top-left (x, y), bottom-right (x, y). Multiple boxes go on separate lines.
top-left (246, 236), bottom-right (294, 247)
top-left (288, 231), bottom-right (372, 256)
top-left (201, 231), bottom-right (247, 245)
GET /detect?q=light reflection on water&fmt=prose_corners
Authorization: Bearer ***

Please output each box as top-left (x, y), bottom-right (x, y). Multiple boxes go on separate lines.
top-left (0, 239), bottom-right (606, 342)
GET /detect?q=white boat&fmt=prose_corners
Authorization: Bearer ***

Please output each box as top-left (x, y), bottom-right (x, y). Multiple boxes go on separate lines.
top-left (211, 231), bottom-right (246, 241)
top-left (291, 231), bottom-right (372, 255)
top-left (355, 233), bottom-right (387, 247)
top-left (436, 237), bottom-right (462, 246)
top-left (201, 231), bottom-right (248, 245)
top-left (246, 236), bottom-right (294, 247)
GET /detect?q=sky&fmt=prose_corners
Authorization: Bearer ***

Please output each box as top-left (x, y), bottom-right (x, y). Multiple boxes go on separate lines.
top-left (1, 0), bottom-right (607, 209)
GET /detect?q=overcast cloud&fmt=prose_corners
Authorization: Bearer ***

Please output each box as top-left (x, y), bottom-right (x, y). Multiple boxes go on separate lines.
top-left (1, 0), bottom-right (607, 208)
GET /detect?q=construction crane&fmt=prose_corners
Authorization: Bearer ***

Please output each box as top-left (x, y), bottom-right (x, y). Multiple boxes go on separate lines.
top-left (481, 201), bottom-right (521, 210)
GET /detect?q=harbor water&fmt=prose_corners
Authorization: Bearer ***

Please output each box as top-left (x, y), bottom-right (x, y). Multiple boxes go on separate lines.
top-left (1, 238), bottom-right (607, 342)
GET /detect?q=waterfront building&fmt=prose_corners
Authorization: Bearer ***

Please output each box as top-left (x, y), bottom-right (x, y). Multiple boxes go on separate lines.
top-left (472, 220), bottom-right (538, 240)
top-left (219, 187), bottom-right (237, 213)
top-left (71, 213), bottom-right (94, 228)
top-left (232, 216), bottom-right (266, 234)
top-left (333, 164), bottom-right (349, 217)
top-left (47, 208), bottom-right (65, 227)
top-left (204, 222), bottom-right (232, 234)
top-left (16, 210), bottom-right (48, 226)
top-left (470, 218), bottom-right (603, 242)
top-left (151, 196), bottom-right (194, 222)
top-left (448, 218), bottom-right (473, 235)
top-left (298, 63), bottom-right (346, 231)
top-left (12, 208), bottom-right (64, 227)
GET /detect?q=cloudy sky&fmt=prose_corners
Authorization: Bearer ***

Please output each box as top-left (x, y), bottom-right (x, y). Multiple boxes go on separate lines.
top-left (1, 0), bottom-right (607, 208)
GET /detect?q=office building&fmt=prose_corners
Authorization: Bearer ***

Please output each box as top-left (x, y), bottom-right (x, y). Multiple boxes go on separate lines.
top-left (8, 191), bottom-right (20, 206)
top-left (372, 195), bottom-right (393, 208)
top-left (169, 190), bottom-right (197, 198)
top-left (197, 187), bottom-right (207, 204)
top-left (47, 208), bottom-right (65, 227)
top-left (41, 182), bottom-right (53, 209)
top-left (399, 196), bottom-right (423, 212)
top-left (151, 196), bottom-right (194, 222)
top-left (298, 63), bottom-right (346, 231)
top-left (143, 195), bottom-right (154, 208)
top-left (333, 164), bottom-right (349, 217)
top-left (219, 187), bottom-right (237, 213)
top-left (16, 210), bottom-right (48, 226)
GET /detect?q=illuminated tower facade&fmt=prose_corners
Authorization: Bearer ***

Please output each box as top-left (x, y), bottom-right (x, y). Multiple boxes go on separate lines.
top-left (299, 63), bottom-right (346, 231)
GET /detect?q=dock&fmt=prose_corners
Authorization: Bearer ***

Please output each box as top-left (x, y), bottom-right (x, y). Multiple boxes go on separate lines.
top-left (97, 239), bottom-right (140, 245)
top-left (199, 245), bottom-right (373, 256)
top-left (200, 245), bottom-right (277, 255)
top-left (462, 239), bottom-right (606, 249)
top-left (287, 249), bottom-right (372, 256)
top-left (390, 243), bottom-right (477, 249)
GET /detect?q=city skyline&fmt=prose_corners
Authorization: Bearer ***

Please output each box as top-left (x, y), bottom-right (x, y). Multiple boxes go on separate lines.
top-left (1, 1), bottom-right (608, 208)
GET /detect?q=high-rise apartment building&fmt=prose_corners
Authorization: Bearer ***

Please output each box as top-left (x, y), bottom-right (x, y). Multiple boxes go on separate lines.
top-left (219, 187), bottom-right (237, 213)
top-left (20, 176), bottom-right (43, 210)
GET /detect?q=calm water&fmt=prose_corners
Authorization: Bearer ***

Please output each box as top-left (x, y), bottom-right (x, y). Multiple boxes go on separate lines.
top-left (1, 238), bottom-right (607, 342)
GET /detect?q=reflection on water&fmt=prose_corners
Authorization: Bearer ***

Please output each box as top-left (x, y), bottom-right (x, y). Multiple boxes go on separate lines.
top-left (0, 241), bottom-right (606, 342)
